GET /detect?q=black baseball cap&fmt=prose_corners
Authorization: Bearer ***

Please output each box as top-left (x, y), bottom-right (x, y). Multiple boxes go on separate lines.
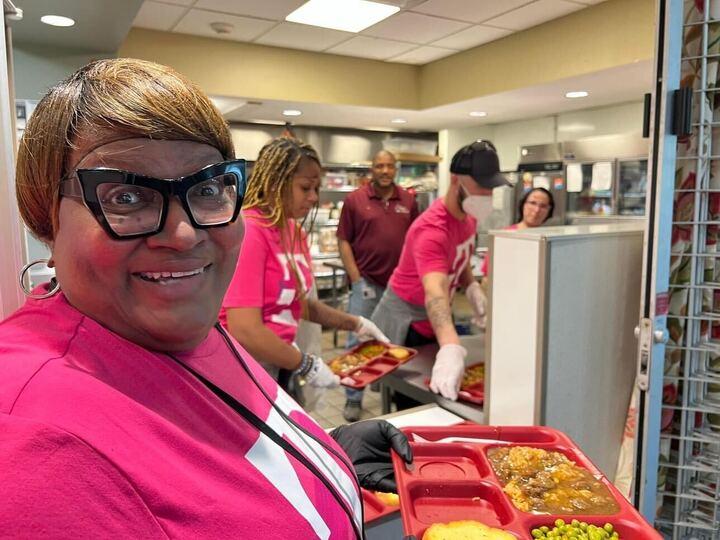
top-left (450, 140), bottom-right (509, 189)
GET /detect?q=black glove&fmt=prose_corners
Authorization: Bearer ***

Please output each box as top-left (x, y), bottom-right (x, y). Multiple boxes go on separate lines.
top-left (330, 419), bottom-right (413, 492)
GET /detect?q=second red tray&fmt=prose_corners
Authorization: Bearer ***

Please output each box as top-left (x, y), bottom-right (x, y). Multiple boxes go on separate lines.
top-left (333, 340), bottom-right (418, 390)
top-left (391, 424), bottom-right (661, 540)
top-left (362, 489), bottom-right (400, 523)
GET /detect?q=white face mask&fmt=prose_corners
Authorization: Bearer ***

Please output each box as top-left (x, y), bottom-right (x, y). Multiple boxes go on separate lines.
top-left (460, 183), bottom-right (493, 223)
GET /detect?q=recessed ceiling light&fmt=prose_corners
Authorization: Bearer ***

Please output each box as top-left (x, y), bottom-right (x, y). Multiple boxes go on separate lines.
top-left (391, 118), bottom-right (407, 124)
top-left (40, 15), bottom-right (75, 27)
top-left (565, 91), bottom-right (589, 99)
top-left (286, 0), bottom-right (399, 33)
top-left (469, 111), bottom-right (487, 117)
top-left (282, 109), bottom-right (302, 117)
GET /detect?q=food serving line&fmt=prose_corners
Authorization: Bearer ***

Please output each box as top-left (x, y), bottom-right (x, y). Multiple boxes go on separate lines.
top-left (377, 333), bottom-right (485, 422)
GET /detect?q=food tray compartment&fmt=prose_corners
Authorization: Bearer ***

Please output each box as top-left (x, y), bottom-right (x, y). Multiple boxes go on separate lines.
top-left (392, 424), bottom-right (661, 539)
top-left (405, 443), bottom-right (490, 481)
top-left (361, 489), bottom-right (399, 523)
top-left (424, 362), bottom-right (486, 405)
top-left (525, 517), bottom-right (662, 540)
top-left (484, 443), bottom-right (603, 479)
top-left (341, 357), bottom-right (400, 389)
top-left (335, 341), bottom-right (417, 389)
top-left (403, 480), bottom-right (517, 538)
top-left (458, 362), bottom-right (485, 405)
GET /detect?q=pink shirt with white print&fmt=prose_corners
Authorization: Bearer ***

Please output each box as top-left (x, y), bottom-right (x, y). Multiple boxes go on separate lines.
top-left (0, 291), bottom-right (360, 538)
top-left (220, 208), bottom-right (313, 344)
top-left (388, 198), bottom-right (476, 337)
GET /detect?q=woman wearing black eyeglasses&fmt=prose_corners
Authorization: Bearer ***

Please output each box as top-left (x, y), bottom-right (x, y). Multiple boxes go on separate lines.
top-left (0, 58), bottom-right (410, 539)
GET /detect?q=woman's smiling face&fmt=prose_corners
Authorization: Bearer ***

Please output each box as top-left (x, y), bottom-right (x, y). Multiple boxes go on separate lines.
top-left (52, 136), bottom-right (244, 351)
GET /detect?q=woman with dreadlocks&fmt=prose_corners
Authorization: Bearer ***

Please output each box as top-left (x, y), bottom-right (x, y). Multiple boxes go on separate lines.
top-left (220, 137), bottom-right (389, 392)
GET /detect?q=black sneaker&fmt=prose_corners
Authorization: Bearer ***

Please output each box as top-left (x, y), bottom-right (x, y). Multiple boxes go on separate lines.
top-left (343, 400), bottom-right (362, 422)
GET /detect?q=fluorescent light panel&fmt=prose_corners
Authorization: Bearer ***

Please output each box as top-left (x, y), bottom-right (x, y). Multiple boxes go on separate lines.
top-left (565, 91), bottom-right (589, 99)
top-left (286, 0), bottom-right (399, 33)
top-left (41, 15), bottom-right (75, 27)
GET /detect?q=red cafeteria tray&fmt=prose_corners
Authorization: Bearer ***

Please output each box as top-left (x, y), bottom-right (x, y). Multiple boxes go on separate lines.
top-left (334, 340), bottom-right (418, 390)
top-left (391, 424), bottom-right (661, 540)
top-left (362, 488), bottom-right (400, 523)
top-left (423, 362), bottom-right (485, 405)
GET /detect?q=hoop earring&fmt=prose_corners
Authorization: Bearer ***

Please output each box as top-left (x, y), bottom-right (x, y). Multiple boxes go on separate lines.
top-left (18, 259), bottom-right (60, 299)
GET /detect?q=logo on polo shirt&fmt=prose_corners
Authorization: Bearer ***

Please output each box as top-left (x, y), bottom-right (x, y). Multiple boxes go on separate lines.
top-left (395, 205), bottom-right (410, 214)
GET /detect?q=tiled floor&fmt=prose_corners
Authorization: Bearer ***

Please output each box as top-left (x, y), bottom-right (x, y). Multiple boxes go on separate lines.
top-left (309, 294), bottom-right (476, 429)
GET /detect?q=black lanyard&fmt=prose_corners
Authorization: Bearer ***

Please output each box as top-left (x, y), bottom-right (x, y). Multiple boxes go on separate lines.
top-left (166, 353), bottom-right (363, 539)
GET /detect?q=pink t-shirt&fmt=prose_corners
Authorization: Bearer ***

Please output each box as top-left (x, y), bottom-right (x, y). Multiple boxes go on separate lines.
top-left (0, 292), bottom-right (360, 538)
top-left (220, 208), bottom-right (313, 344)
top-left (388, 198), bottom-right (477, 337)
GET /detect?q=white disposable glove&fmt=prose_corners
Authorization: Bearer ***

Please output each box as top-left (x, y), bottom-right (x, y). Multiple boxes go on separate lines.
top-left (355, 316), bottom-right (390, 343)
top-left (430, 344), bottom-right (467, 401)
top-left (465, 280), bottom-right (487, 329)
top-left (304, 355), bottom-right (340, 388)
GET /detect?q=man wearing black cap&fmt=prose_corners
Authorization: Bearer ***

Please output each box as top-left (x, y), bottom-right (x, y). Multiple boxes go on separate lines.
top-left (370, 140), bottom-right (509, 401)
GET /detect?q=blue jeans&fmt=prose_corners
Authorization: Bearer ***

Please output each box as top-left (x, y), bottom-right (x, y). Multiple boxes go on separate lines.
top-left (345, 277), bottom-right (385, 403)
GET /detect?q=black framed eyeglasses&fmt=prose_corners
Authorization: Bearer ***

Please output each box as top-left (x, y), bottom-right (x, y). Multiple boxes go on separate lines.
top-left (59, 159), bottom-right (246, 240)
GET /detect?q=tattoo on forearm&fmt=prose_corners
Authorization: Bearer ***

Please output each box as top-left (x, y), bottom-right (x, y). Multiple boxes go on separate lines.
top-left (426, 296), bottom-right (453, 329)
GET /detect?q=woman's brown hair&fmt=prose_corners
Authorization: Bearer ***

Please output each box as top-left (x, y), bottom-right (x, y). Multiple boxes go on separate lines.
top-left (242, 136), bottom-right (320, 229)
top-left (16, 58), bottom-right (234, 242)
top-left (243, 136), bottom-right (321, 302)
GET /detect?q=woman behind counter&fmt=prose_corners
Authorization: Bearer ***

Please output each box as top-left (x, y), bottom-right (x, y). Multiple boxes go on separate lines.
top-left (220, 137), bottom-right (388, 394)
top-left (480, 187), bottom-right (555, 276)
top-left (0, 58), bottom-right (410, 538)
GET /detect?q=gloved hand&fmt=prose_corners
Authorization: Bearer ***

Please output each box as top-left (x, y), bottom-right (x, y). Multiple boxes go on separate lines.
top-left (304, 354), bottom-right (340, 388)
top-left (465, 281), bottom-right (487, 329)
top-left (330, 419), bottom-right (413, 492)
top-left (355, 316), bottom-right (390, 343)
top-left (430, 344), bottom-right (467, 401)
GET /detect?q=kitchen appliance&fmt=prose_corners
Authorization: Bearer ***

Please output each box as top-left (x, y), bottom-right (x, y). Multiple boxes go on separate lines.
top-left (517, 134), bottom-right (649, 224)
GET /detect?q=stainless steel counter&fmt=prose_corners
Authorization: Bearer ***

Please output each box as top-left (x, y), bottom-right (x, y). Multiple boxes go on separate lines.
top-left (379, 333), bottom-right (485, 423)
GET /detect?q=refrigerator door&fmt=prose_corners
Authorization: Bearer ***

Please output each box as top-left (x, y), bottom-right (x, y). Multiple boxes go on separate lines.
top-left (616, 159), bottom-right (648, 216)
top-left (566, 162), bottom-right (615, 217)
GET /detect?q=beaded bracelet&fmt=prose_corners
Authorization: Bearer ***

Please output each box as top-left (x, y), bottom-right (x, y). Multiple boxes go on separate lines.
top-left (295, 352), bottom-right (313, 377)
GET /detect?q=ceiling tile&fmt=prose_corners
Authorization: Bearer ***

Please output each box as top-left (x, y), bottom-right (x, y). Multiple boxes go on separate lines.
top-left (431, 25), bottom-right (512, 49)
top-left (193, 0), bottom-right (306, 20)
top-left (363, 12), bottom-right (470, 44)
top-left (412, 0), bottom-right (536, 24)
top-left (484, 0), bottom-right (584, 31)
top-left (326, 36), bottom-right (417, 60)
top-left (172, 9), bottom-right (276, 41)
top-left (133, 1), bottom-right (187, 31)
top-left (255, 22), bottom-right (353, 52)
top-left (389, 45), bottom-right (457, 65)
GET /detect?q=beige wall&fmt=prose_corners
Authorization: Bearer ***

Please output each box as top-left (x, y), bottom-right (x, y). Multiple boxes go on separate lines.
top-left (419, 0), bottom-right (655, 108)
top-left (119, 29), bottom-right (420, 109)
top-left (119, 0), bottom-right (654, 111)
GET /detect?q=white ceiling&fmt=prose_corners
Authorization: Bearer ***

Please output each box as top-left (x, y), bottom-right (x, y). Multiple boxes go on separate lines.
top-left (133, 0), bottom-right (606, 64)
top-left (217, 60), bottom-right (652, 131)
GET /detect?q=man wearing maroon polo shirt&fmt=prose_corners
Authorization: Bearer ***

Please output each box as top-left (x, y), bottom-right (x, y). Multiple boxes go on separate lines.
top-left (337, 150), bottom-right (418, 421)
